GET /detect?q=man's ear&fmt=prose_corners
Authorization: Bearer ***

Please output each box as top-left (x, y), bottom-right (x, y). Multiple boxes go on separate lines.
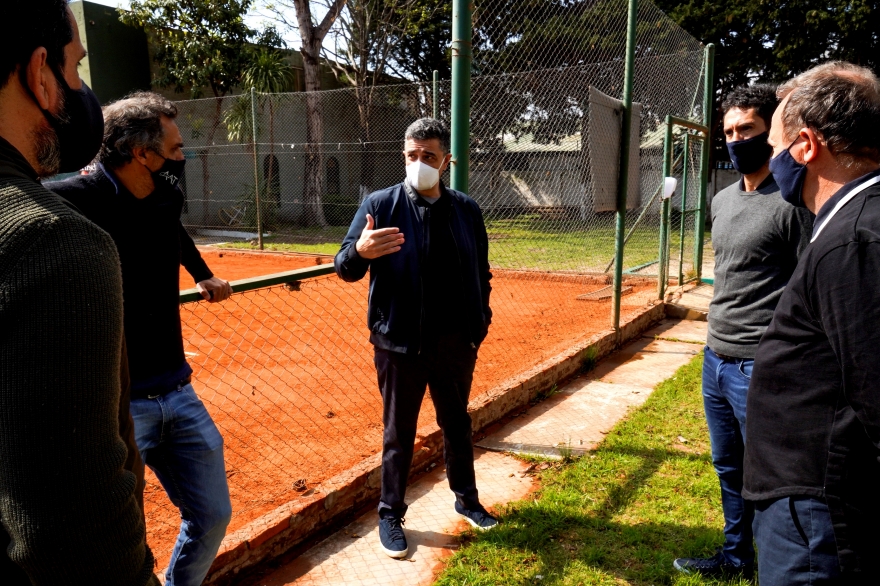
top-left (801, 127), bottom-right (822, 164)
top-left (131, 146), bottom-right (151, 167)
top-left (440, 152), bottom-right (453, 174)
top-left (23, 47), bottom-right (52, 111)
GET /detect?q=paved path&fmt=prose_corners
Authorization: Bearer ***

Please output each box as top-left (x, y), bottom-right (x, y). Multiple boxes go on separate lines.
top-left (254, 319), bottom-right (708, 586)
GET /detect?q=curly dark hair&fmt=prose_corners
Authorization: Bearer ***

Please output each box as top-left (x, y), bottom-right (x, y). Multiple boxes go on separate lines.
top-left (99, 92), bottom-right (179, 169)
top-left (1, 1), bottom-right (72, 89)
top-left (721, 84), bottom-right (779, 129)
top-left (405, 118), bottom-right (451, 154)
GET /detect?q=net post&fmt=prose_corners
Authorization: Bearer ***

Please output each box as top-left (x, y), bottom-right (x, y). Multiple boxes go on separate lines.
top-left (694, 43), bottom-right (715, 280)
top-left (611, 0), bottom-right (639, 332)
top-left (678, 132), bottom-right (691, 285)
top-left (450, 0), bottom-right (472, 193)
top-left (251, 87), bottom-right (264, 250)
top-left (433, 70), bottom-right (439, 120)
top-left (658, 117), bottom-right (673, 300)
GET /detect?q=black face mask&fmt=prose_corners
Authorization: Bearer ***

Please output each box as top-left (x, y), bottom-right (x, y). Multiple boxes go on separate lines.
top-left (40, 70), bottom-right (104, 173)
top-left (151, 156), bottom-right (186, 192)
top-left (726, 131), bottom-right (772, 175)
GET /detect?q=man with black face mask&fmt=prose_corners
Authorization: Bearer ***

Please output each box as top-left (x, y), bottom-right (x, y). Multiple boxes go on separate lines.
top-left (48, 92), bottom-right (232, 586)
top-left (673, 84), bottom-right (812, 579)
top-left (0, 2), bottom-right (158, 585)
top-left (743, 62), bottom-right (880, 586)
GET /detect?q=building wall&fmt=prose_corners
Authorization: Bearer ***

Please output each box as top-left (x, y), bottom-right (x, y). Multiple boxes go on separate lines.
top-left (71, 1), bottom-right (152, 104)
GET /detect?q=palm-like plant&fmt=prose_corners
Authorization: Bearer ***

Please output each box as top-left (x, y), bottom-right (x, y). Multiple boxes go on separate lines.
top-left (239, 48), bottom-right (297, 216)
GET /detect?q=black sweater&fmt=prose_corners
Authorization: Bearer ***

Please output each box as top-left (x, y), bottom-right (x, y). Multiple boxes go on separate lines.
top-left (0, 139), bottom-right (157, 584)
top-left (48, 166), bottom-right (213, 398)
top-left (744, 171), bottom-right (880, 576)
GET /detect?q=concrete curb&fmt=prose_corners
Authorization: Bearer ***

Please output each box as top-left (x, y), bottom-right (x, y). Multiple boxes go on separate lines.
top-left (201, 301), bottom-right (666, 585)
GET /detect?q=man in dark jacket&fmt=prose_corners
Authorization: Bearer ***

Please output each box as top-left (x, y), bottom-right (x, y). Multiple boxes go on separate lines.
top-left (49, 92), bottom-right (232, 586)
top-left (0, 2), bottom-right (157, 584)
top-left (743, 61), bottom-right (880, 585)
top-left (335, 118), bottom-right (496, 559)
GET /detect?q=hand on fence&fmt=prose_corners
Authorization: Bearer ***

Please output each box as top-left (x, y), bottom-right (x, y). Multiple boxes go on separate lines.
top-left (355, 214), bottom-right (405, 259)
top-left (197, 277), bottom-right (233, 302)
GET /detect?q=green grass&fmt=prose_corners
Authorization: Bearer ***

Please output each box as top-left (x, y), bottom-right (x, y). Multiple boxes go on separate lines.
top-left (214, 215), bottom-right (686, 274)
top-left (217, 226), bottom-right (349, 256)
top-left (435, 353), bottom-right (754, 586)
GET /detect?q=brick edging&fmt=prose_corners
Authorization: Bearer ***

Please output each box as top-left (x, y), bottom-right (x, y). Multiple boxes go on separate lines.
top-left (200, 301), bottom-right (666, 584)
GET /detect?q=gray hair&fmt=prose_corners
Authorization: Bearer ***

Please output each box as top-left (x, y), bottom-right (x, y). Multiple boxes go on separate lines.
top-left (98, 91), bottom-right (179, 169)
top-left (405, 118), bottom-right (451, 154)
top-left (778, 61), bottom-right (880, 166)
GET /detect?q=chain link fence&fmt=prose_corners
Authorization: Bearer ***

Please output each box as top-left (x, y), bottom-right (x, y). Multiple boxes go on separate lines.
top-left (144, 0), bottom-right (708, 569)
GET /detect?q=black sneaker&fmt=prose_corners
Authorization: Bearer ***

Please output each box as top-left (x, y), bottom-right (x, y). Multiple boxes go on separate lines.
top-left (673, 551), bottom-right (754, 578)
top-left (378, 516), bottom-right (408, 559)
top-left (455, 501), bottom-right (499, 531)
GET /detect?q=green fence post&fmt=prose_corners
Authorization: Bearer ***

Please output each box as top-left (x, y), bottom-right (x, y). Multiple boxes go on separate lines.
top-left (250, 87), bottom-right (264, 250)
top-left (658, 117), bottom-right (673, 300)
top-left (694, 43), bottom-right (715, 280)
top-left (433, 70), bottom-right (439, 120)
top-left (450, 0), bottom-right (473, 193)
top-left (611, 0), bottom-right (639, 332)
top-left (678, 132), bottom-right (690, 285)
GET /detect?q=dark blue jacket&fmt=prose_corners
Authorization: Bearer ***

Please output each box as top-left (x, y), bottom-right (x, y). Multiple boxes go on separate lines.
top-left (335, 181), bottom-right (492, 354)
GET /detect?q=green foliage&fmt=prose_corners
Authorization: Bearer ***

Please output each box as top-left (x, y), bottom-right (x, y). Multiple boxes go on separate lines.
top-left (436, 353), bottom-right (753, 585)
top-left (122, 0), bottom-right (260, 98)
top-left (466, 0), bottom-right (701, 150)
top-left (223, 92), bottom-right (256, 143)
top-left (654, 0), bottom-right (880, 158)
top-left (385, 0), bottom-right (453, 82)
top-left (242, 48), bottom-right (297, 94)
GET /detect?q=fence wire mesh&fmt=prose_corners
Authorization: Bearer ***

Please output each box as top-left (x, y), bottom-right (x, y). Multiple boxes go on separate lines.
top-left (146, 0), bottom-right (707, 566)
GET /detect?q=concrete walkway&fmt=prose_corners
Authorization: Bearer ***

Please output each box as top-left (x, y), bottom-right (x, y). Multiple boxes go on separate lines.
top-left (252, 318), bottom-right (708, 586)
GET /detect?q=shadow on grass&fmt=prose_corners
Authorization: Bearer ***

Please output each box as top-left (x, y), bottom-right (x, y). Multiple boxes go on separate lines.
top-left (437, 353), bottom-right (754, 585)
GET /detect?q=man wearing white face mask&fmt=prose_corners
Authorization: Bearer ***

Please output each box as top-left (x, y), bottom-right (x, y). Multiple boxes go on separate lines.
top-left (336, 118), bottom-right (496, 560)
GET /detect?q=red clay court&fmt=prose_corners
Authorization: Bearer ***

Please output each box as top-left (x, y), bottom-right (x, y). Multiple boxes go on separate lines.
top-left (142, 249), bottom-right (655, 569)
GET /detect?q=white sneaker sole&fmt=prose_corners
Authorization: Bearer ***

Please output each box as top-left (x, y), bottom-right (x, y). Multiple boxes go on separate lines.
top-left (381, 544), bottom-right (409, 559)
top-left (458, 511), bottom-right (498, 531)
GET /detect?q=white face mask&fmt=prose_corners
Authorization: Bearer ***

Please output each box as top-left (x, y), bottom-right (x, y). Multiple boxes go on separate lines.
top-left (406, 160), bottom-right (441, 191)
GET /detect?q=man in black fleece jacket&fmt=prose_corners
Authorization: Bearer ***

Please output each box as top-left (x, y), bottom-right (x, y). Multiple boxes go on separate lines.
top-left (49, 92), bottom-right (233, 586)
top-left (0, 2), bottom-right (157, 584)
top-left (744, 62), bottom-right (880, 585)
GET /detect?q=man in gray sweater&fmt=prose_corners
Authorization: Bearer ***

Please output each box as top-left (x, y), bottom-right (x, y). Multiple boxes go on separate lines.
top-left (673, 85), bottom-right (813, 578)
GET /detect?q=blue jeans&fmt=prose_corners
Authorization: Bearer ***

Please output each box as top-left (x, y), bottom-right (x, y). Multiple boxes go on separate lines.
top-left (702, 346), bottom-right (754, 566)
top-left (130, 384), bottom-right (232, 586)
top-left (754, 496), bottom-right (842, 585)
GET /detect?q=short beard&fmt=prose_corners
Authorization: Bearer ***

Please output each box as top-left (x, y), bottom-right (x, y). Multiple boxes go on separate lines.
top-left (32, 87), bottom-right (68, 179)
top-left (32, 123), bottom-right (62, 179)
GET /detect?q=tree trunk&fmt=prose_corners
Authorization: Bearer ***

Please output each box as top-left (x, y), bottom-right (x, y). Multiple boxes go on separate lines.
top-left (300, 39), bottom-right (328, 227)
top-left (200, 97), bottom-right (224, 226)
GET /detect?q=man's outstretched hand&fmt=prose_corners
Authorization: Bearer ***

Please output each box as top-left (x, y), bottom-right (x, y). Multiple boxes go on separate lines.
top-left (196, 276), bottom-right (233, 302)
top-left (355, 214), bottom-right (405, 259)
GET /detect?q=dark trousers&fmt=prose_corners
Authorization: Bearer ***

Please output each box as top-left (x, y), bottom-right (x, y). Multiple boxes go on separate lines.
top-left (374, 334), bottom-right (480, 517)
top-left (754, 496), bottom-right (842, 585)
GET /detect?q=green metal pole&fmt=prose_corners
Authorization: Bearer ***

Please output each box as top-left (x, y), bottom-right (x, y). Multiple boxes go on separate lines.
top-left (658, 117), bottom-right (673, 300)
top-left (250, 87), bottom-right (264, 250)
top-left (433, 70), bottom-right (439, 120)
top-left (678, 132), bottom-right (690, 285)
top-left (450, 0), bottom-right (473, 193)
top-left (694, 43), bottom-right (715, 280)
top-left (611, 0), bottom-right (639, 331)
